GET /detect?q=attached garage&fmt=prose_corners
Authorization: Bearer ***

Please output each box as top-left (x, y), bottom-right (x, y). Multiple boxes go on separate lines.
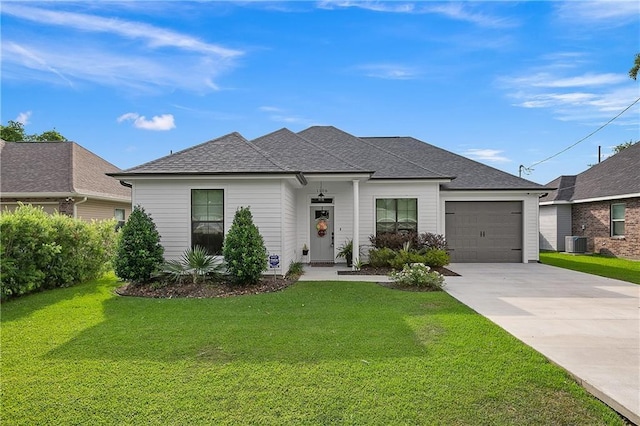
top-left (445, 201), bottom-right (523, 262)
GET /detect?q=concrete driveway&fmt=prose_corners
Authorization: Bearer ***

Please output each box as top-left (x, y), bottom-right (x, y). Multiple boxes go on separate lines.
top-left (445, 263), bottom-right (639, 424)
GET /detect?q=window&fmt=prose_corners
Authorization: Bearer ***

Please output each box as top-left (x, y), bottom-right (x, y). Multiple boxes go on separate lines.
top-left (611, 203), bottom-right (625, 237)
top-left (192, 189), bottom-right (224, 255)
top-left (376, 198), bottom-right (417, 234)
top-left (114, 208), bottom-right (126, 230)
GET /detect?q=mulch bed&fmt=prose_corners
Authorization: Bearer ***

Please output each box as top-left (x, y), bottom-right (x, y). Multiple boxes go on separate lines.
top-left (115, 275), bottom-right (299, 299)
top-left (337, 265), bottom-right (460, 277)
top-left (116, 266), bottom-right (460, 299)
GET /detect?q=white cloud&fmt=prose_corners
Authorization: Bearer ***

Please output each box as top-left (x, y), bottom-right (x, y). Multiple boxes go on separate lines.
top-left (15, 111), bottom-right (32, 125)
top-left (462, 149), bottom-right (511, 163)
top-left (498, 55), bottom-right (639, 126)
top-left (117, 113), bottom-right (176, 131)
top-left (356, 64), bottom-right (419, 80)
top-left (317, 1), bottom-right (517, 28)
top-left (1, 4), bottom-right (243, 93)
top-left (2, 4), bottom-right (242, 58)
top-left (555, 1), bottom-right (640, 26)
top-left (258, 106), bottom-right (317, 126)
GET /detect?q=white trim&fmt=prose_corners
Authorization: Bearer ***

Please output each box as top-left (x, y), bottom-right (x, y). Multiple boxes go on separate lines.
top-left (540, 193), bottom-right (640, 205)
top-left (73, 197), bottom-right (88, 218)
top-left (352, 179), bottom-right (360, 270)
top-left (369, 179), bottom-right (452, 184)
top-left (112, 174), bottom-right (302, 182)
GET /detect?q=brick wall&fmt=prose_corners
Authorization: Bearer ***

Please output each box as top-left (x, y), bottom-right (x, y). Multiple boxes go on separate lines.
top-left (571, 197), bottom-right (639, 260)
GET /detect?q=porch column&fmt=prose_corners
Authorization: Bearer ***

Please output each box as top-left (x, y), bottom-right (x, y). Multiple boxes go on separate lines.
top-left (352, 179), bottom-right (360, 270)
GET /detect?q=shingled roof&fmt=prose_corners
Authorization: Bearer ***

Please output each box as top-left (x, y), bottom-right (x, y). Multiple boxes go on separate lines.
top-left (540, 142), bottom-right (640, 203)
top-left (115, 126), bottom-right (549, 191)
top-left (0, 140), bottom-right (130, 201)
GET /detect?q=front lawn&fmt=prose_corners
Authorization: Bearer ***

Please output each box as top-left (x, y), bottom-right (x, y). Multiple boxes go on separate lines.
top-left (540, 251), bottom-right (640, 284)
top-left (1, 274), bottom-right (623, 425)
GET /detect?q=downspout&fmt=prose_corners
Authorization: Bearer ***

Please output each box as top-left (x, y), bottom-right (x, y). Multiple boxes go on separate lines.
top-left (73, 197), bottom-right (88, 219)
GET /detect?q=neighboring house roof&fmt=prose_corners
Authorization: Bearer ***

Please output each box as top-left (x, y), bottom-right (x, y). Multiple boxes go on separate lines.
top-left (540, 142), bottom-right (640, 203)
top-left (0, 140), bottom-right (130, 201)
top-left (114, 126), bottom-right (548, 191)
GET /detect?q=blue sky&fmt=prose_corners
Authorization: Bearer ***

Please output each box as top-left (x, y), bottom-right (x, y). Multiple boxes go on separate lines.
top-left (2, 1), bottom-right (639, 184)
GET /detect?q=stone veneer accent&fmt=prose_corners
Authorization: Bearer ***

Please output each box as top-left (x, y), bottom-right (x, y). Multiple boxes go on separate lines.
top-left (571, 197), bottom-right (639, 260)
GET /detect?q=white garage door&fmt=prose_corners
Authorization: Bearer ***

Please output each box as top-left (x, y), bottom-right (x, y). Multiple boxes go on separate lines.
top-left (445, 201), bottom-right (523, 263)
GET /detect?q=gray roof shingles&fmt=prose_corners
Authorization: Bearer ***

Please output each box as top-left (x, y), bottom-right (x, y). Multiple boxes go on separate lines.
top-left (0, 141), bottom-right (130, 200)
top-left (540, 142), bottom-right (640, 202)
top-left (120, 132), bottom-right (293, 174)
top-left (116, 125), bottom-right (549, 191)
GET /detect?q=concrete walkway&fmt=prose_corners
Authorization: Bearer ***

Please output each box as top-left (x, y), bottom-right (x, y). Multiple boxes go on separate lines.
top-left (298, 264), bottom-right (391, 282)
top-left (445, 263), bottom-right (640, 424)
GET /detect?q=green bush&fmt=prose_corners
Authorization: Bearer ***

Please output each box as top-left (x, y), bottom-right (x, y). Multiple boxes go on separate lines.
top-left (390, 263), bottom-right (445, 290)
top-left (423, 249), bottom-right (450, 268)
top-left (223, 207), bottom-right (267, 285)
top-left (368, 247), bottom-right (397, 267)
top-left (114, 206), bottom-right (164, 284)
top-left (0, 204), bottom-right (118, 299)
top-left (389, 250), bottom-right (428, 270)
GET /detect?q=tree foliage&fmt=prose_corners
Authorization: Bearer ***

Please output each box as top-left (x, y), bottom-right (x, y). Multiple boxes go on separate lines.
top-left (612, 140), bottom-right (637, 154)
top-left (630, 53), bottom-right (640, 81)
top-left (222, 206), bottom-right (267, 285)
top-left (0, 120), bottom-right (68, 142)
top-left (114, 206), bottom-right (164, 284)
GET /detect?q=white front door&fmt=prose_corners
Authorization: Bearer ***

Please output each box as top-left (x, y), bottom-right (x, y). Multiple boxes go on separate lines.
top-left (310, 206), bottom-right (334, 263)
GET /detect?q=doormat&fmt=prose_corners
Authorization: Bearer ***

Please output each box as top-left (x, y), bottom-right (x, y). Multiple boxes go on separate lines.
top-left (309, 262), bottom-right (336, 267)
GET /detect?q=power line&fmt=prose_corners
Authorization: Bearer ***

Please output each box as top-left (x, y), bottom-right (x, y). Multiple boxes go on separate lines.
top-left (527, 96), bottom-right (640, 170)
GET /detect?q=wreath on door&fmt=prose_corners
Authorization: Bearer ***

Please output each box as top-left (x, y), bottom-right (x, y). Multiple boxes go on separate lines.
top-left (316, 218), bottom-right (328, 237)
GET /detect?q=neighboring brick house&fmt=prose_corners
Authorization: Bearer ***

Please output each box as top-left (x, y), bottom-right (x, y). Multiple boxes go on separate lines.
top-left (539, 142), bottom-right (639, 259)
top-left (1, 140), bottom-right (131, 223)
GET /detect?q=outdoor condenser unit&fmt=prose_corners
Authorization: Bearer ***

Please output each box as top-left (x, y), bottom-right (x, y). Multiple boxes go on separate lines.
top-left (565, 236), bottom-right (587, 254)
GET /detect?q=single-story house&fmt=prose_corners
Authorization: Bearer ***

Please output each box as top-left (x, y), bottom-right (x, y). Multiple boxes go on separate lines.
top-left (540, 142), bottom-right (639, 259)
top-left (110, 126), bottom-right (549, 273)
top-left (1, 140), bottom-right (131, 224)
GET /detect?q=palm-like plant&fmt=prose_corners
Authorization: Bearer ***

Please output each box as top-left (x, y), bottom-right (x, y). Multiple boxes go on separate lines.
top-left (163, 245), bottom-right (223, 284)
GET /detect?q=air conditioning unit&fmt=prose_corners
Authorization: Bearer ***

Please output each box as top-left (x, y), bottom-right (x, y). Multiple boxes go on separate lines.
top-left (565, 236), bottom-right (587, 253)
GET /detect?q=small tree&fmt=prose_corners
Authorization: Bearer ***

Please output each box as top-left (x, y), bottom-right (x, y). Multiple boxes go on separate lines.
top-left (223, 206), bottom-right (267, 285)
top-left (114, 206), bottom-right (164, 284)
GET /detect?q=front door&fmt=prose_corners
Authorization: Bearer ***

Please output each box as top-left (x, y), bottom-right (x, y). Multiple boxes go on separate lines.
top-left (310, 206), bottom-right (334, 263)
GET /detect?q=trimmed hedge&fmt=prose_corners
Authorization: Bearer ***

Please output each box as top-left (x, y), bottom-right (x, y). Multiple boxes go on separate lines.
top-left (1, 204), bottom-right (117, 299)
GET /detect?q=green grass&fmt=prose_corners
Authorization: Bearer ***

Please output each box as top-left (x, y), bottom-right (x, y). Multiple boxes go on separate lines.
top-left (540, 251), bottom-right (640, 284)
top-left (1, 273), bottom-right (624, 425)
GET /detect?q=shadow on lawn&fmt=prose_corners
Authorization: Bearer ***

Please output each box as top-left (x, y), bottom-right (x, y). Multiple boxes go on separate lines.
top-left (45, 282), bottom-right (469, 364)
top-left (1, 275), bottom-right (116, 323)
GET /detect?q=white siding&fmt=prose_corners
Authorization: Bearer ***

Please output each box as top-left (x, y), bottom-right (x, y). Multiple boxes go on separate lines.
top-left (281, 181), bottom-right (297, 274)
top-left (440, 191), bottom-right (542, 263)
top-left (539, 204), bottom-right (572, 251)
top-left (132, 179), bottom-right (284, 265)
top-left (294, 180), bottom-right (440, 263)
top-left (539, 205), bottom-right (558, 251)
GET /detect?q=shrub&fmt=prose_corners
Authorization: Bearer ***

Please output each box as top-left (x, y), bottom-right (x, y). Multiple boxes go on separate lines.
top-left (114, 206), bottom-right (164, 284)
top-left (223, 207), bottom-right (267, 285)
top-left (0, 204), bottom-right (118, 299)
top-left (390, 263), bottom-right (445, 290)
top-left (369, 232), bottom-right (417, 250)
top-left (389, 250), bottom-right (428, 270)
top-left (417, 233), bottom-right (448, 251)
top-left (368, 247), bottom-right (397, 268)
top-left (286, 261), bottom-right (304, 278)
top-left (163, 245), bottom-right (223, 284)
top-left (423, 249), bottom-right (450, 268)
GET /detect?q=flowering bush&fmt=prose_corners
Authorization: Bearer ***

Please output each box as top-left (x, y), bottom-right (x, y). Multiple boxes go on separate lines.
top-left (389, 263), bottom-right (445, 290)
